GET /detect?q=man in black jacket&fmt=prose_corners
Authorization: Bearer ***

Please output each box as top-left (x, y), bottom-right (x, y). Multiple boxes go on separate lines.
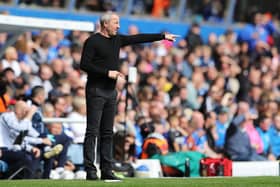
top-left (80, 12), bottom-right (178, 181)
top-left (185, 22), bottom-right (203, 51)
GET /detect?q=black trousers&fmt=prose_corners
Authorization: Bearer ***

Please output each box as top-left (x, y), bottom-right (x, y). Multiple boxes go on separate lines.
top-left (83, 85), bottom-right (117, 174)
top-left (1, 149), bottom-right (40, 179)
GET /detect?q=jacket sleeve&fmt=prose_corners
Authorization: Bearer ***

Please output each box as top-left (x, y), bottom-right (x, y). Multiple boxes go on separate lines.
top-left (23, 136), bottom-right (43, 145)
top-left (80, 38), bottom-right (108, 76)
top-left (120, 34), bottom-right (165, 47)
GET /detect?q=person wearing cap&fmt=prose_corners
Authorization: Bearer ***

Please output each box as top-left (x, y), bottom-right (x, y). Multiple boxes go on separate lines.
top-left (214, 106), bottom-right (230, 152)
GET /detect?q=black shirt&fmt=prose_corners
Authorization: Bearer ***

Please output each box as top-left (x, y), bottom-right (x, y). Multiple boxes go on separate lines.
top-left (80, 33), bottom-right (164, 90)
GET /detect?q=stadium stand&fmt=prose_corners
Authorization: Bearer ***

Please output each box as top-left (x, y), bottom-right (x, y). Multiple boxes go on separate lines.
top-left (0, 0), bottom-right (280, 179)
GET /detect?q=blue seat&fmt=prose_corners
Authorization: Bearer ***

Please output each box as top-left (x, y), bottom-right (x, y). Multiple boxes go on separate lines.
top-left (0, 160), bottom-right (8, 173)
top-left (0, 160), bottom-right (31, 179)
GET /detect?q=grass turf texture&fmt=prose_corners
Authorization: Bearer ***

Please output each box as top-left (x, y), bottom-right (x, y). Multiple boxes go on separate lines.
top-left (0, 177), bottom-right (280, 187)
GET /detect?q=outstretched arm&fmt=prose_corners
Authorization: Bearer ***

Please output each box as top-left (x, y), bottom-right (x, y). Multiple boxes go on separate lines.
top-left (120, 33), bottom-right (179, 47)
top-left (165, 33), bottom-right (180, 42)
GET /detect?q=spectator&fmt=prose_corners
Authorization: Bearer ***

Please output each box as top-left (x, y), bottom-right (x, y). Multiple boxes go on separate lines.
top-left (50, 95), bottom-right (68, 117)
top-left (200, 84), bottom-right (222, 114)
top-left (186, 71), bottom-right (205, 109)
top-left (151, 0), bottom-right (170, 17)
top-left (48, 81), bottom-right (71, 101)
top-left (71, 43), bottom-right (83, 71)
top-left (179, 114), bottom-right (197, 151)
top-left (66, 69), bottom-right (85, 92)
top-left (172, 49), bottom-right (191, 79)
top-left (77, 0), bottom-right (119, 12)
top-left (203, 111), bottom-right (218, 151)
top-left (49, 58), bottom-right (67, 88)
top-left (79, 0), bottom-right (102, 11)
top-left (200, 45), bottom-right (215, 68)
top-left (167, 114), bottom-right (188, 152)
top-left (0, 79), bottom-right (10, 113)
top-left (42, 102), bottom-right (55, 118)
top-left (268, 114), bottom-right (280, 160)
top-left (30, 63), bottom-right (53, 96)
top-left (199, 0), bottom-right (224, 22)
top-left (239, 12), bottom-right (269, 50)
top-left (45, 122), bottom-right (72, 178)
top-left (185, 23), bottom-right (203, 51)
top-left (27, 86), bottom-right (47, 134)
top-left (214, 106), bottom-right (230, 152)
top-left (15, 37), bottom-right (39, 74)
top-left (248, 85), bottom-right (262, 111)
top-left (1, 67), bottom-right (16, 94)
top-left (1, 46), bottom-right (21, 77)
top-left (26, 86), bottom-right (64, 179)
top-left (256, 115), bottom-right (273, 159)
top-left (190, 111), bottom-right (220, 158)
top-left (225, 113), bottom-right (266, 161)
top-left (239, 102), bottom-right (264, 154)
top-left (42, 31), bottom-right (60, 62)
top-left (66, 96), bottom-right (87, 166)
top-left (177, 86), bottom-right (192, 109)
top-left (0, 100), bottom-right (41, 178)
top-left (0, 32), bottom-right (7, 48)
top-left (140, 120), bottom-right (169, 159)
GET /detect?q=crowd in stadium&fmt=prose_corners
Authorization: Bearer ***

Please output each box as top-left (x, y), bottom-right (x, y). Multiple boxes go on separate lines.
top-left (5, 0), bottom-right (226, 21)
top-left (0, 2), bottom-right (280, 179)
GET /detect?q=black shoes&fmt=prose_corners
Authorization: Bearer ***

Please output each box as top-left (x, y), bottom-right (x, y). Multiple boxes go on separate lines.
top-left (101, 172), bottom-right (122, 181)
top-left (86, 171), bottom-right (98, 180)
top-left (86, 171), bottom-right (121, 181)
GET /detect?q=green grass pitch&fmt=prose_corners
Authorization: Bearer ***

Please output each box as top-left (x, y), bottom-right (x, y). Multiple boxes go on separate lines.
top-left (0, 177), bottom-right (280, 187)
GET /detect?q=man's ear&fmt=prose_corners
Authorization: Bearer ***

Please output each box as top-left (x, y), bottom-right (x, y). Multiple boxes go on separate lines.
top-left (103, 21), bottom-right (108, 28)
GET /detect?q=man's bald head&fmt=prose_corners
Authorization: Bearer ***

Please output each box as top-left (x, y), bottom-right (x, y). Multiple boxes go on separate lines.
top-left (14, 100), bottom-right (29, 120)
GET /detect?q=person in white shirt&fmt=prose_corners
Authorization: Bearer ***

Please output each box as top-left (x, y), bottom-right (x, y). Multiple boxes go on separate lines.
top-left (0, 46), bottom-right (21, 77)
top-left (30, 64), bottom-right (53, 97)
top-left (0, 100), bottom-right (41, 178)
top-left (65, 96), bottom-right (87, 166)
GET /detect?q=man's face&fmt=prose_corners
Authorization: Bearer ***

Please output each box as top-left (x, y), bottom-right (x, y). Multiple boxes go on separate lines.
top-left (261, 118), bottom-right (271, 131)
top-left (106, 14), bottom-right (120, 36)
top-left (48, 123), bottom-right (62, 135)
top-left (15, 101), bottom-right (29, 120)
top-left (274, 116), bottom-right (280, 130)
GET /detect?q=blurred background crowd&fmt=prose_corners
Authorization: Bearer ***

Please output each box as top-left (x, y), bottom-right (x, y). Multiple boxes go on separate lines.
top-left (1, 0), bottom-right (280, 22)
top-left (0, 0), bottom-right (280, 180)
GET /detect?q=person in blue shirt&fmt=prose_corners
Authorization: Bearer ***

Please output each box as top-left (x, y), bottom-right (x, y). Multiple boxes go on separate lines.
top-left (268, 115), bottom-right (280, 159)
top-left (214, 106), bottom-right (229, 152)
top-left (239, 12), bottom-right (269, 50)
top-left (256, 115), bottom-right (272, 158)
